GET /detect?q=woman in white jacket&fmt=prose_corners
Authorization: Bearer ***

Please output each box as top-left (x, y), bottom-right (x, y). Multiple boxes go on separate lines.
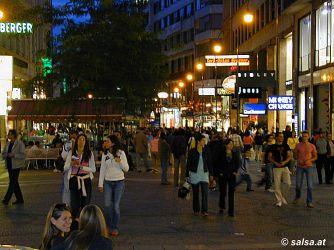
top-left (98, 135), bottom-right (129, 237)
top-left (64, 133), bottom-right (96, 230)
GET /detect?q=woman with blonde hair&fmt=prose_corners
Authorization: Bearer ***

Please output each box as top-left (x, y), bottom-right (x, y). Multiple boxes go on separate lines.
top-left (40, 203), bottom-right (72, 250)
top-left (52, 204), bottom-right (112, 250)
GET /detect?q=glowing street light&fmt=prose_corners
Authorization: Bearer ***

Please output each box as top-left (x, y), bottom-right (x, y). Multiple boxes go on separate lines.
top-left (243, 12), bottom-right (254, 24)
top-left (186, 73), bottom-right (193, 81)
top-left (174, 87), bottom-right (179, 93)
top-left (87, 93), bottom-right (93, 99)
top-left (213, 44), bottom-right (222, 53)
top-left (0, 10), bottom-right (4, 20)
top-left (196, 62), bottom-right (204, 71)
top-left (178, 81), bottom-right (185, 88)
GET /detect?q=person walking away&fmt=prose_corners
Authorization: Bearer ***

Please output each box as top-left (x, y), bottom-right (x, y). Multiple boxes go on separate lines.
top-left (268, 132), bottom-right (292, 207)
top-left (134, 128), bottom-right (152, 172)
top-left (260, 134), bottom-right (275, 192)
top-left (158, 132), bottom-right (170, 185)
top-left (231, 128), bottom-right (244, 167)
top-left (254, 131), bottom-right (264, 164)
top-left (98, 135), bottom-right (129, 237)
top-left (315, 131), bottom-right (331, 184)
top-left (61, 130), bottom-right (78, 204)
top-left (52, 204), bottom-right (112, 250)
top-left (150, 131), bottom-right (160, 172)
top-left (172, 128), bottom-right (187, 187)
top-left (64, 134), bottom-right (96, 230)
top-left (293, 131), bottom-right (317, 208)
top-left (40, 203), bottom-right (72, 250)
top-left (1, 129), bottom-right (25, 205)
top-left (283, 125), bottom-right (292, 145)
top-left (214, 139), bottom-right (240, 217)
top-left (326, 132), bottom-right (334, 182)
top-left (287, 130), bottom-right (299, 174)
top-left (236, 150), bottom-right (254, 192)
top-left (186, 134), bottom-right (213, 216)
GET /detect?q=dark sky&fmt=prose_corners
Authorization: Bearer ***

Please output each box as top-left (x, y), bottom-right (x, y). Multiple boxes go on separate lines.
top-left (52, 0), bottom-right (89, 35)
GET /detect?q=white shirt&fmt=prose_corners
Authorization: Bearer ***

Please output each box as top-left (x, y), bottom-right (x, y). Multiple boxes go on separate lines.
top-left (98, 150), bottom-right (129, 187)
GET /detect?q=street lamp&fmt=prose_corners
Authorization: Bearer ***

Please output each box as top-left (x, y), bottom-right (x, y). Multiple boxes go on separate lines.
top-left (243, 13), bottom-right (254, 24)
top-left (186, 73), bottom-right (194, 127)
top-left (212, 43), bottom-right (223, 130)
top-left (87, 93), bottom-right (93, 99)
top-left (0, 10), bottom-right (4, 20)
top-left (196, 62), bottom-right (204, 130)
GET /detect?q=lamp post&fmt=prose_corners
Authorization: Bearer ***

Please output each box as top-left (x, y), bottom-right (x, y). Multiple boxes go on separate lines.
top-left (196, 62), bottom-right (204, 130)
top-left (235, 7), bottom-right (254, 128)
top-left (213, 44), bottom-right (222, 130)
top-left (186, 73), bottom-right (194, 127)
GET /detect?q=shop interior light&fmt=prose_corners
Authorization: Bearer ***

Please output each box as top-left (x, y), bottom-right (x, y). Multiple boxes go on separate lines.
top-left (158, 92), bottom-right (168, 99)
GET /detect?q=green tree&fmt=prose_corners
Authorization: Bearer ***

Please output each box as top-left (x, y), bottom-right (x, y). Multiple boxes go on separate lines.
top-left (52, 0), bottom-right (167, 114)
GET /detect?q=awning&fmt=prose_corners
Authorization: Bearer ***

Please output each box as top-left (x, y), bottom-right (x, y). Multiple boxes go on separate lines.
top-left (8, 99), bottom-right (125, 122)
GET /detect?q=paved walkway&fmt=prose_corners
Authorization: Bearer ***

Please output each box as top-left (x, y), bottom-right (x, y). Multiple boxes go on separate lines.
top-left (0, 161), bottom-right (333, 249)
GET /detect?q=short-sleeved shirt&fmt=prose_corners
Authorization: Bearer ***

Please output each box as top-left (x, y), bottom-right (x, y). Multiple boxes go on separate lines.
top-left (269, 144), bottom-right (291, 168)
top-left (295, 142), bottom-right (317, 168)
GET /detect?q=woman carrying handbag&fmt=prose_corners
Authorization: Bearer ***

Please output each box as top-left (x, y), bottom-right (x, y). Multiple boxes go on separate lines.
top-left (186, 134), bottom-right (213, 216)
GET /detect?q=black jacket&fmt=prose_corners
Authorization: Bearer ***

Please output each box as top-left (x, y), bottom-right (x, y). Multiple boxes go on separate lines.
top-left (214, 146), bottom-right (240, 177)
top-left (171, 135), bottom-right (187, 158)
top-left (186, 147), bottom-right (213, 177)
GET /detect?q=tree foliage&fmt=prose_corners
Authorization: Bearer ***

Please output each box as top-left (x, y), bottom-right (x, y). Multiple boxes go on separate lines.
top-left (51, 0), bottom-right (167, 114)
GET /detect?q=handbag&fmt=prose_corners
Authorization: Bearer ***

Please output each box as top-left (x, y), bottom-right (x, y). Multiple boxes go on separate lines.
top-left (69, 166), bottom-right (81, 190)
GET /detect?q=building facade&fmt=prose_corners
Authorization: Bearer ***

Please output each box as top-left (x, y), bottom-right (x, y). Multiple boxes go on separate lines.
top-left (146, 0), bottom-right (225, 129)
top-left (0, 0), bottom-right (50, 148)
top-left (221, 0), bottom-right (333, 135)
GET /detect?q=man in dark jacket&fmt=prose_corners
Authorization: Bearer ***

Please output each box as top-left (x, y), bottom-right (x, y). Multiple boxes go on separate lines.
top-left (171, 128), bottom-right (187, 187)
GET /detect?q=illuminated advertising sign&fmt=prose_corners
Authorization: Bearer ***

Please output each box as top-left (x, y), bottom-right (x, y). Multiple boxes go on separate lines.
top-left (237, 87), bottom-right (262, 98)
top-left (217, 75), bottom-right (235, 96)
top-left (243, 103), bottom-right (266, 115)
top-left (0, 23), bottom-right (33, 33)
top-left (268, 96), bottom-right (294, 110)
top-left (199, 88), bottom-right (215, 96)
top-left (205, 55), bottom-right (250, 67)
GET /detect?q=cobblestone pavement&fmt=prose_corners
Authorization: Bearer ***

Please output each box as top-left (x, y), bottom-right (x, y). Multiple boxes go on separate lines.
top-left (0, 160), bottom-right (333, 250)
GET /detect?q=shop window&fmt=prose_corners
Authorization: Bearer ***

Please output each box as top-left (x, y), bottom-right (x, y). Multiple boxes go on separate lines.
top-left (315, 2), bottom-right (331, 67)
top-left (299, 15), bottom-right (311, 72)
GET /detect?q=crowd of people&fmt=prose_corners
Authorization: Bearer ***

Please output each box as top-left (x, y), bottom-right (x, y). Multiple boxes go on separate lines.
top-left (1, 124), bottom-right (334, 249)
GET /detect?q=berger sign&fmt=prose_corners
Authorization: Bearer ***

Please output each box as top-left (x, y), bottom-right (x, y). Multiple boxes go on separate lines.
top-left (205, 55), bottom-right (250, 67)
top-left (0, 23), bottom-right (33, 33)
top-left (268, 96), bottom-right (294, 110)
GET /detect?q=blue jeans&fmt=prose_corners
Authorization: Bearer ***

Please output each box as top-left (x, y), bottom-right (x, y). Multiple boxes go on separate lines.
top-left (295, 167), bottom-right (313, 203)
top-left (104, 180), bottom-right (125, 230)
top-left (161, 159), bottom-right (169, 183)
top-left (236, 173), bottom-right (252, 190)
top-left (265, 163), bottom-right (273, 189)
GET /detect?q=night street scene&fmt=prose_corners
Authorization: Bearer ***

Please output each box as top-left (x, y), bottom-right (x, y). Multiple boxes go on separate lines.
top-left (1, 0), bottom-right (334, 249)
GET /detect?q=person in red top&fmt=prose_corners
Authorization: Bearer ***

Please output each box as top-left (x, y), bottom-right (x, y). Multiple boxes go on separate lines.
top-left (293, 131), bottom-right (317, 208)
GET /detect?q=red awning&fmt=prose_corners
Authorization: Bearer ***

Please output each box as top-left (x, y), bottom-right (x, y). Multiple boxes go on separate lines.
top-left (8, 99), bottom-right (125, 122)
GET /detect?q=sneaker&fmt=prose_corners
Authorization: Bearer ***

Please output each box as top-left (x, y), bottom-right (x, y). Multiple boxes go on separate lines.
top-left (110, 229), bottom-right (119, 237)
top-left (276, 202), bottom-right (282, 207)
top-left (246, 189), bottom-right (254, 192)
top-left (266, 188), bottom-right (275, 193)
top-left (307, 203), bottom-right (314, 208)
top-left (202, 212), bottom-right (209, 217)
top-left (161, 181), bottom-right (171, 185)
top-left (282, 198), bottom-right (288, 205)
top-left (292, 198), bottom-right (300, 205)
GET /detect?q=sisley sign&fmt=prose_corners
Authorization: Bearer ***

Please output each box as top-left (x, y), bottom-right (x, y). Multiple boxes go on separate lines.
top-left (0, 22), bottom-right (33, 34)
top-left (268, 96), bottom-right (294, 110)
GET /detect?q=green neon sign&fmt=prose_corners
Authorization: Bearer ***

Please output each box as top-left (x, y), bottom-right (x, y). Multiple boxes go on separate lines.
top-left (41, 57), bottom-right (52, 77)
top-left (0, 22), bottom-right (33, 33)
